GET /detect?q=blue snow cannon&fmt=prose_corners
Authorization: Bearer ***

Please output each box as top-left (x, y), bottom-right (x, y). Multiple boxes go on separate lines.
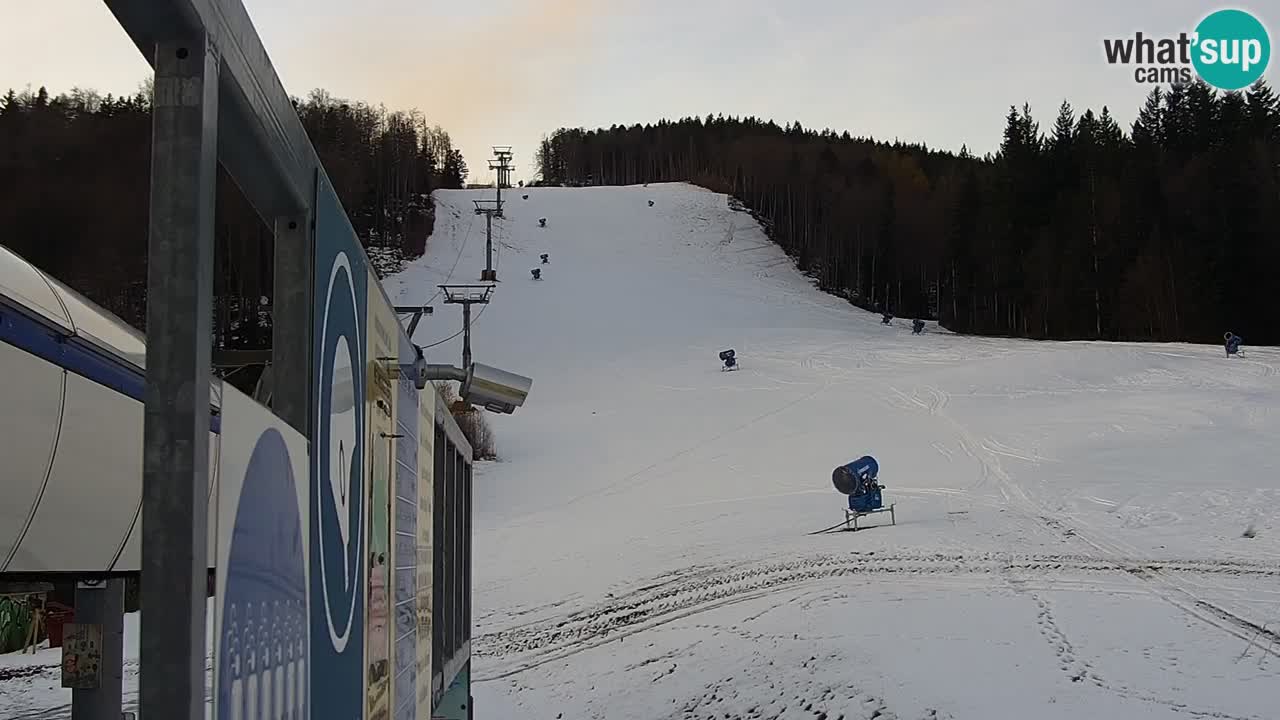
top-left (1225, 332), bottom-right (1242, 357)
top-left (832, 455), bottom-right (883, 512)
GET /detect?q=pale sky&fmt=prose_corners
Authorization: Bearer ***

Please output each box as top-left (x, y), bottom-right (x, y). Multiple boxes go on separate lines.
top-left (2, 1), bottom-right (1277, 184)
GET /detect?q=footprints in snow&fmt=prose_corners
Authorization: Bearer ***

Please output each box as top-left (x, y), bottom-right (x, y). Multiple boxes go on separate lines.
top-left (1007, 580), bottom-right (1268, 720)
top-left (1029, 592), bottom-right (1103, 686)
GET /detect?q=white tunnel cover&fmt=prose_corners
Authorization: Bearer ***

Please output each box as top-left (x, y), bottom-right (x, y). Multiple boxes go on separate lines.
top-left (0, 244), bottom-right (221, 574)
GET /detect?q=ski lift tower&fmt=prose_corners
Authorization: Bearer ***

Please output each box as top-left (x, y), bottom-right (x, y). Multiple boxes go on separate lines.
top-left (490, 145), bottom-right (514, 217)
top-left (473, 199), bottom-right (501, 281)
top-left (440, 284), bottom-right (494, 370)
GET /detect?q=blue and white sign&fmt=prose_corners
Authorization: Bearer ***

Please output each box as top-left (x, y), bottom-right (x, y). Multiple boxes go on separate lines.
top-left (212, 388), bottom-right (310, 720)
top-left (310, 174), bottom-right (369, 720)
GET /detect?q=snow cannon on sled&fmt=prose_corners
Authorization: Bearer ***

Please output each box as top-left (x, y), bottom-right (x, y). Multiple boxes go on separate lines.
top-left (832, 455), bottom-right (895, 530)
top-left (719, 348), bottom-right (738, 371)
top-left (1225, 332), bottom-right (1243, 357)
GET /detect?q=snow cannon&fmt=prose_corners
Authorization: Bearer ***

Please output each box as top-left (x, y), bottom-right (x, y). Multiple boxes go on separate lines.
top-left (832, 456), bottom-right (878, 495)
top-left (719, 348), bottom-right (737, 371)
top-left (538, 218), bottom-right (547, 228)
top-left (833, 456), bottom-right (884, 513)
top-left (648, 200), bottom-right (655, 207)
top-left (531, 268), bottom-right (542, 280)
top-left (540, 253), bottom-right (549, 264)
top-left (912, 319), bottom-right (925, 334)
top-left (881, 312), bottom-right (893, 325)
top-left (1225, 332), bottom-right (1242, 357)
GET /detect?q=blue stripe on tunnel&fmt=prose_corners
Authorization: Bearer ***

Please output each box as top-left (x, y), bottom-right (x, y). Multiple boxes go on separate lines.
top-left (0, 301), bottom-right (222, 434)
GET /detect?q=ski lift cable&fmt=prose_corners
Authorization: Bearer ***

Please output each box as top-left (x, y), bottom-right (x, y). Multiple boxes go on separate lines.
top-left (419, 200), bottom-right (513, 351)
top-left (423, 210), bottom-right (478, 307)
top-left (420, 242), bottom-right (499, 351)
top-left (420, 301), bottom-right (492, 350)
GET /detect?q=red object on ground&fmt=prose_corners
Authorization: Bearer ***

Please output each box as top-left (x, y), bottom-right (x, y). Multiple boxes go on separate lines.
top-left (44, 602), bottom-right (74, 648)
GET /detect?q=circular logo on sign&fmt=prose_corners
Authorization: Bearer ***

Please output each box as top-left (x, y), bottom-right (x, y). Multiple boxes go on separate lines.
top-left (316, 250), bottom-right (365, 654)
top-left (217, 429), bottom-right (307, 720)
top-left (1192, 9), bottom-right (1271, 91)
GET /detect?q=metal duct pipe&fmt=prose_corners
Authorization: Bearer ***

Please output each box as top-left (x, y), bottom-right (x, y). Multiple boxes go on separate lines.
top-left (424, 363), bottom-right (468, 383)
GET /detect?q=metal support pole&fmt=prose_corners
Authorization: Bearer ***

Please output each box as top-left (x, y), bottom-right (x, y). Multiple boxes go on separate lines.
top-left (478, 208), bottom-right (497, 281)
top-left (484, 213), bottom-right (493, 276)
top-left (495, 173), bottom-right (502, 215)
top-left (272, 212), bottom-right (313, 433)
top-left (140, 33), bottom-right (219, 720)
top-left (461, 303), bottom-right (472, 370)
top-left (70, 580), bottom-right (125, 720)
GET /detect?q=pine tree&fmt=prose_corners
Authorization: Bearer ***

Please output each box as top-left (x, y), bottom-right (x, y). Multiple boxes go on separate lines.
top-left (442, 148), bottom-right (467, 188)
top-left (1245, 79), bottom-right (1279, 142)
top-left (1217, 91), bottom-right (1248, 143)
top-left (1050, 100), bottom-right (1075, 155)
top-left (1019, 103), bottom-right (1043, 153)
top-left (1097, 107), bottom-right (1124, 150)
top-left (1184, 78), bottom-right (1219, 152)
top-left (1131, 87), bottom-right (1163, 149)
top-left (999, 105), bottom-right (1023, 158)
top-left (0, 89), bottom-right (18, 116)
top-left (1163, 83), bottom-right (1188, 152)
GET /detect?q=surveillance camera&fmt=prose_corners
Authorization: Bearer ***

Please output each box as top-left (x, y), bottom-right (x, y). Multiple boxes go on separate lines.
top-left (461, 362), bottom-right (532, 414)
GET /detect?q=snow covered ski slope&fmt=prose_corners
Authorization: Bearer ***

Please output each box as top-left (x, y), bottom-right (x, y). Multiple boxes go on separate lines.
top-left (388, 183), bottom-right (1280, 720)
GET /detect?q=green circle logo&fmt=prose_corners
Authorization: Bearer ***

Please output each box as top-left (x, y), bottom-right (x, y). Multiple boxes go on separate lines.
top-left (1191, 9), bottom-right (1271, 91)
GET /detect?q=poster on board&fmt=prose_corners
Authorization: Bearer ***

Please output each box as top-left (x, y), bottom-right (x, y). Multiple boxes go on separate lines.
top-left (392, 328), bottom-right (420, 720)
top-left (310, 172), bottom-right (368, 720)
top-left (364, 274), bottom-right (397, 720)
top-left (415, 377), bottom-right (435, 718)
top-left (213, 387), bottom-right (310, 720)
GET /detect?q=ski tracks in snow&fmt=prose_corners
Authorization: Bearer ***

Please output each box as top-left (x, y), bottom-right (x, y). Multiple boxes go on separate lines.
top-left (1003, 576), bottom-right (1269, 720)
top-left (889, 382), bottom-right (1280, 660)
top-left (477, 547), bottom-right (1278, 719)
top-left (473, 551), bottom-right (1280, 679)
